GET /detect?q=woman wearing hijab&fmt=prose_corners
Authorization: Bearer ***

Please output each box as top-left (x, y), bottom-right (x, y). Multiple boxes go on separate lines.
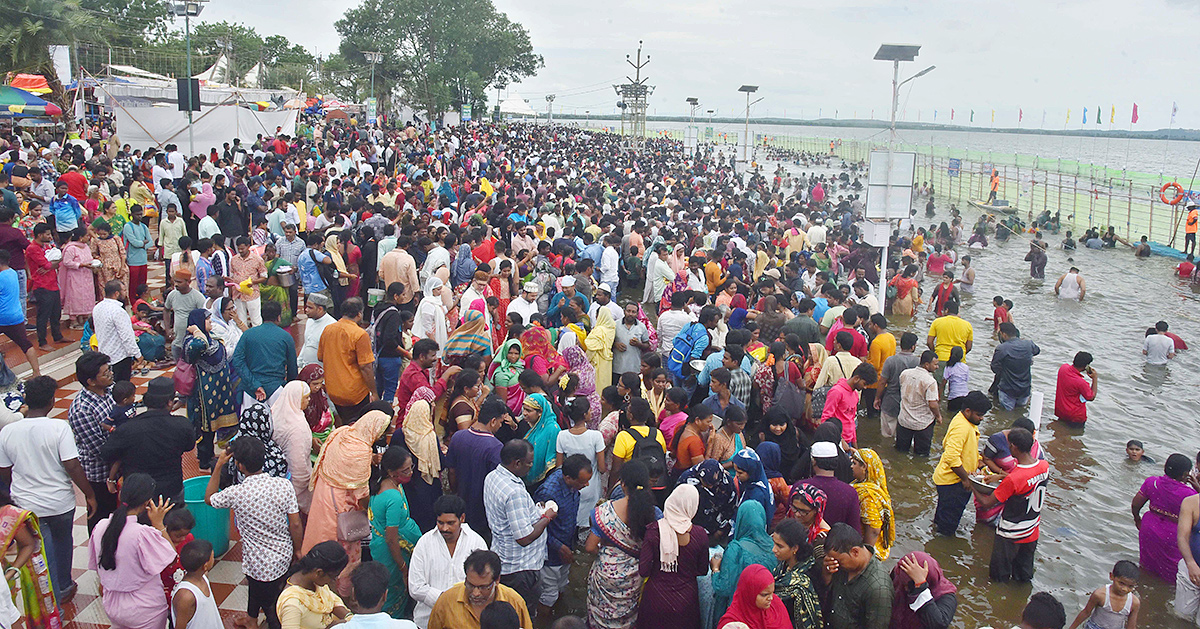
top-left (638, 483), bottom-right (708, 629)
top-left (397, 387), bottom-right (442, 531)
top-left (272, 380), bottom-right (315, 511)
top-left (759, 407), bottom-right (804, 484)
top-left (890, 552), bottom-right (958, 629)
top-left (182, 308), bottom-right (238, 472)
top-left (413, 276), bottom-right (449, 350)
top-left (584, 306), bottom-right (616, 392)
top-left (521, 391), bottom-right (560, 484)
top-left (301, 410), bottom-right (393, 597)
top-left (788, 484), bottom-right (830, 563)
top-left (850, 448), bottom-right (895, 560)
top-left (443, 301), bottom-right (492, 361)
top-left (679, 459), bottom-right (738, 540)
top-left (668, 243), bottom-right (687, 276)
top-left (450, 242), bottom-right (475, 287)
top-left (712, 501), bottom-right (777, 622)
top-left (658, 268), bottom-right (690, 314)
top-left (223, 400), bottom-right (290, 485)
top-left (300, 364), bottom-right (332, 433)
top-left (717, 564), bottom-right (793, 629)
top-left (732, 448), bottom-right (773, 523)
top-left (488, 339), bottom-right (526, 414)
top-left (209, 296), bottom-right (244, 355)
top-left (755, 442), bottom-right (791, 526)
top-left (562, 345), bottom-right (602, 428)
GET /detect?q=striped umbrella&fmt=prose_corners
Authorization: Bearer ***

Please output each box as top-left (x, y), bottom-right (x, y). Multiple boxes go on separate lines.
top-left (0, 86), bottom-right (63, 117)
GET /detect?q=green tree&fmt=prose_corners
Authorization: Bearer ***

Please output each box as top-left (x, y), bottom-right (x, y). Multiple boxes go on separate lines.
top-left (79, 0), bottom-right (170, 47)
top-left (0, 0), bottom-right (98, 132)
top-left (335, 0), bottom-right (541, 120)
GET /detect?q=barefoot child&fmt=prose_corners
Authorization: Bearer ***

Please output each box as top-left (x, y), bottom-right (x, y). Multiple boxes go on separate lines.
top-left (170, 539), bottom-right (224, 629)
top-left (1067, 560), bottom-right (1139, 629)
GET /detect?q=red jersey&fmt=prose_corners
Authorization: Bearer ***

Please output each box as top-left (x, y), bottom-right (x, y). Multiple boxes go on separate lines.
top-left (1053, 363), bottom-right (1094, 423)
top-left (993, 460), bottom-right (1049, 543)
top-left (1179, 261), bottom-right (1195, 278)
top-left (992, 306), bottom-right (1010, 332)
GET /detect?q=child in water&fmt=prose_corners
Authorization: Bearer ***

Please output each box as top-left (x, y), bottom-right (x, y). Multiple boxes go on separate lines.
top-left (1066, 559), bottom-right (1139, 629)
top-left (1125, 440), bottom-right (1154, 464)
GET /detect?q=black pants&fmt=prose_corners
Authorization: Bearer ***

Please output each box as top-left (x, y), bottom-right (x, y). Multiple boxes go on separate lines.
top-left (247, 575), bottom-right (286, 629)
top-left (501, 570), bottom-right (541, 615)
top-left (111, 356), bottom-right (133, 383)
top-left (990, 536), bottom-right (1037, 582)
top-left (31, 288), bottom-right (62, 345)
top-left (895, 422), bottom-right (935, 456)
top-left (333, 394), bottom-right (371, 425)
top-left (934, 482), bottom-right (972, 536)
top-left (287, 284), bottom-right (298, 318)
top-left (87, 480), bottom-right (120, 533)
top-left (859, 388), bottom-right (877, 417)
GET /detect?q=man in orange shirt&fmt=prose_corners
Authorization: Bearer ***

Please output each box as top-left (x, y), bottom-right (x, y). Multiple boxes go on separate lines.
top-left (1185, 202), bottom-right (1198, 257)
top-left (318, 297), bottom-right (377, 422)
top-left (988, 169), bottom-right (1000, 204)
top-left (863, 314), bottom-right (896, 418)
top-left (703, 248), bottom-right (726, 295)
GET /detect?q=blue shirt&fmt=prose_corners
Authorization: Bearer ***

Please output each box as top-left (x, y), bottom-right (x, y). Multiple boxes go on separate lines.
top-left (702, 392), bottom-right (745, 419)
top-left (121, 221), bottom-right (152, 266)
top-left (297, 247), bottom-right (331, 293)
top-left (340, 613), bottom-right (413, 629)
top-left (533, 469), bottom-right (581, 566)
top-left (812, 297), bottom-right (830, 323)
top-left (49, 195), bottom-right (82, 232)
top-left (0, 269), bottom-right (23, 325)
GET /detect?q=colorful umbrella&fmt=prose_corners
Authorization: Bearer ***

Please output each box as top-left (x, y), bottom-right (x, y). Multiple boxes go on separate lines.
top-left (0, 86), bottom-right (62, 117)
top-left (8, 74), bottom-right (50, 94)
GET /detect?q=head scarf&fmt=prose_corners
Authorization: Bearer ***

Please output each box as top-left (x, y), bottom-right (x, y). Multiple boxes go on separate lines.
top-left (761, 408), bottom-right (802, 481)
top-left (299, 364), bottom-right (330, 431)
top-left (451, 242), bottom-right (475, 286)
top-left (521, 325), bottom-right (568, 371)
top-left (659, 483), bottom-right (699, 572)
top-left (680, 458), bottom-right (738, 536)
top-left (717, 564), bottom-right (792, 629)
top-left (729, 293), bottom-right (748, 311)
top-left (635, 302), bottom-right (660, 349)
top-left (755, 441), bottom-right (784, 480)
top-left (402, 387), bottom-right (441, 480)
top-left (668, 243), bottom-right (687, 275)
top-left (522, 392), bottom-right (560, 484)
top-left (489, 339), bottom-right (524, 387)
top-left (186, 308), bottom-right (212, 342)
top-left (584, 306), bottom-right (616, 362)
top-left (851, 448), bottom-right (895, 560)
top-left (732, 448), bottom-right (774, 517)
top-left (807, 342), bottom-right (829, 368)
top-left (890, 552), bottom-right (958, 629)
top-left (270, 380), bottom-right (311, 453)
top-left (225, 402), bottom-right (289, 483)
top-left (444, 307), bottom-right (492, 359)
top-left (788, 483), bottom-right (828, 543)
top-left (729, 500), bottom-right (775, 566)
top-left (310, 410), bottom-right (391, 491)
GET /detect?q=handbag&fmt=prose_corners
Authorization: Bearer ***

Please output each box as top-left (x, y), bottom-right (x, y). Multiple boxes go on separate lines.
top-left (173, 359), bottom-right (196, 397)
top-left (337, 506), bottom-right (370, 542)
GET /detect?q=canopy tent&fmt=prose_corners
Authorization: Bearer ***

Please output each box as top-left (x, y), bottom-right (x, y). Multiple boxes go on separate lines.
top-left (0, 86), bottom-right (63, 117)
top-left (499, 93), bottom-right (536, 117)
top-left (114, 105), bottom-right (298, 152)
top-left (107, 64), bottom-right (171, 82)
top-left (8, 74), bottom-right (51, 94)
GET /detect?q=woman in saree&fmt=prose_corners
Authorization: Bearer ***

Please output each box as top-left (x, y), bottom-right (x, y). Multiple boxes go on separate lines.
top-left (1132, 452), bottom-right (1197, 582)
top-left (367, 446), bottom-right (422, 619)
top-left (300, 363), bottom-right (333, 434)
top-left (398, 387), bottom-right (443, 532)
top-left (586, 460), bottom-right (660, 629)
top-left (0, 488), bottom-right (55, 629)
top-left (888, 264), bottom-right (921, 316)
top-left (261, 241), bottom-right (294, 327)
top-left (450, 242), bottom-right (476, 288)
top-left (585, 306), bottom-right (616, 392)
top-left (443, 300), bottom-right (492, 362)
top-left (488, 339), bottom-right (526, 414)
top-left (520, 324), bottom-right (569, 389)
top-left (667, 242), bottom-right (687, 276)
top-left (183, 309), bottom-right (238, 472)
top-left (771, 518), bottom-right (822, 629)
top-left (272, 380), bottom-right (315, 511)
top-left (90, 218), bottom-right (128, 296)
top-left (521, 391), bottom-right (561, 484)
top-left (850, 448), bottom-right (895, 560)
top-left (711, 501), bottom-right (777, 623)
top-left (302, 410), bottom-right (392, 598)
top-left (657, 268), bottom-right (690, 315)
top-left (561, 345), bottom-right (602, 429)
top-left (59, 227), bottom-right (96, 328)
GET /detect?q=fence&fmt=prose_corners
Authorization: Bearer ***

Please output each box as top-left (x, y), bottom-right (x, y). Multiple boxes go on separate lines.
top-left (753, 134), bottom-right (1193, 249)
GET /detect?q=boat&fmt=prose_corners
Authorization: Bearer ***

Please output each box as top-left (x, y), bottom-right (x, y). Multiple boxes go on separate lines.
top-left (1149, 242), bottom-right (1187, 260)
top-left (968, 199), bottom-right (1019, 215)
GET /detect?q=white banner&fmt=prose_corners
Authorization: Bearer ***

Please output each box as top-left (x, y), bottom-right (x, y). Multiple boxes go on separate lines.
top-left (114, 106), bottom-right (298, 153)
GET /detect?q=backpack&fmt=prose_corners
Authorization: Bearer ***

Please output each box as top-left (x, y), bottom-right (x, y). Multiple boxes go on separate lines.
top-left (623, 426), bottom-right (665, 462)
top-left (368, 303), bottom-right (398, 359)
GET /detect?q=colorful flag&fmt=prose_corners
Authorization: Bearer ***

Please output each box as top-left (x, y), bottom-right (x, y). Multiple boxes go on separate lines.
top-left (951, 108), bottom-right (955, 120)
top-left (1067, 109), bottom-right (1071, 124)
top-left (991, 109), bottom-right (995, 123)
top-left (1019, 108), bottom-right (1023, 123)
top-left (934, 110), bottom-right (938, 120)
top-left (1110, 106), bottom-right (1115, 124)
top-left (1132, 103), bottom-right (1139, 124)
top-left (1096, 105), bottom-right (1101, 124)
top-left (1083, 107), bottom-right (1088, 124)
top-left (1172, 102), bottom-right (1178, 124)
top-left (970, 110), bottom-right (974, 122)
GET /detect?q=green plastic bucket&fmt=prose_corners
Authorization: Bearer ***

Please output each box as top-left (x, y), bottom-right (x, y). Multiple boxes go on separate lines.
top-left (182, 476), bottom-right (231, 556)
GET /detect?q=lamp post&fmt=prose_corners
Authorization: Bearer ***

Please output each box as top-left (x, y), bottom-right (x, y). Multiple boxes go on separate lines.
top-left (545, 94), bottom-right (555, 125)
top-left (738, 85), bottom-right (758, 163)
top-left (873, 43), bottom-right (935, 310)
top-left (363, 51), bottom-right (382, 125)
top-left (585, 110), bottom-right (589, 127)
top-left (171, 0), bottom-right (207, 157)
top-left (685, 97), bottom-right (699, 150)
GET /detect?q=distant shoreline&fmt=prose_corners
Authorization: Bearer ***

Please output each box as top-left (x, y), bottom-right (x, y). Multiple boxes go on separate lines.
top-left (554, 113), bottom-right (1200, 141)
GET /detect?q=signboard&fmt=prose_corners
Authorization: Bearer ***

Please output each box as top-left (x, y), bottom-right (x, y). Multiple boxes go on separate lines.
top-left (864, 150), bottom-right (916, 220)
top-left (366, 97), bottom-right (377, 124)
top-left (948, 158), bottom-right (961, 178)
top-left (461, 103), bottom-right (472, 123)
top-left (176, 78), bottom-right (200, 112)
top-left (705, 126), bottom-right (713, 141)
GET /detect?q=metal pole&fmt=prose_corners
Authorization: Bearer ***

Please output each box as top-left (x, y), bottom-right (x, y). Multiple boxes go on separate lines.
top-left (878, 59), bottom-right (899, 312)
top-left (186, 11), bottom-right (194, 157)
top-left (744, 91), bottom-right (750, 162)
top-left (369, 61), bottom-right (375, 110)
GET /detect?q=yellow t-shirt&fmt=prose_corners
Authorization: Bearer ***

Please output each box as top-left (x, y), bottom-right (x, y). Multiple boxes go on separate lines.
top-left (933, 412), bottom-right (980, 486)
top-left (927, 315), bottom-right (973, 362)
top-left (867, 332), bottom-right (897, 390)
top-left (612, 425), bottom-right (667, 461)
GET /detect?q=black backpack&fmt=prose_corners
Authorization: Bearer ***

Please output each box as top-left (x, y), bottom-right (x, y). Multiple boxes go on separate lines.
top-left (623, 426), bottom-right (665, 461)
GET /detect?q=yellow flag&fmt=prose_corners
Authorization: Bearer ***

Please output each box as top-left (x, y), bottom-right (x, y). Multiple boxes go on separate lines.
top-left (1110, 106), bottom-right (1115, 124)
top-left (1066, 108), bottom-right (1071, 123)
top-left (991, 109), bottom-right (995, 123)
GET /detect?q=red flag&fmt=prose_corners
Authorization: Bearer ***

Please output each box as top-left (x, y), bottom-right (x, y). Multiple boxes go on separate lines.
top-left (951, 108), bottom-right (955, 120)
top-left (1131, 103), bottom-right (1139, 124)
top-left (1019, 109), bottom-right (1023, 122)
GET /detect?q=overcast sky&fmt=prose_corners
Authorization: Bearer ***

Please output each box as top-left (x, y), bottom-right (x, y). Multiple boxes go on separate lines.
top-left (201, 0), bottom-right (1199, 129)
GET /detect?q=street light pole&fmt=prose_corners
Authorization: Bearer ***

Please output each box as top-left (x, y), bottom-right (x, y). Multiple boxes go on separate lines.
top-left (545, 94), bottom-right (555, 125)
top-left (362, 52), bottom-right (382, 126)
top-left (737, 85), bottom-right (758, 164)
top-left (173, 1), bottom-right (206, 157)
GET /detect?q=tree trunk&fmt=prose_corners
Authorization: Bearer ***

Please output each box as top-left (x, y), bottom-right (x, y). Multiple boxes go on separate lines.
top-left (38, 59), bottom-right (77, 136)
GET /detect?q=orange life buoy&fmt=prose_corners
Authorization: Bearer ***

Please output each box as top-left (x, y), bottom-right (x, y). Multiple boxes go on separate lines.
top-left (1161, 182), bottom-right (1185, 205)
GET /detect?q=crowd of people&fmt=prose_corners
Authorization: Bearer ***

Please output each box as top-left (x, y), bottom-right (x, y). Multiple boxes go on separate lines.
top-left (0, 118), bottom-right (1188, 629)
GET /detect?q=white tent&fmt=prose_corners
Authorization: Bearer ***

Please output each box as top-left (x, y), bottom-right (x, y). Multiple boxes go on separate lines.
top-left (115, 105), bottom-right (298, 152)
top-left (499, 92), bottom-right (536, 117)
top-left (242, 62), bottom-right (265, 89)
top-left (193, 52), bottom-right (232, 84)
